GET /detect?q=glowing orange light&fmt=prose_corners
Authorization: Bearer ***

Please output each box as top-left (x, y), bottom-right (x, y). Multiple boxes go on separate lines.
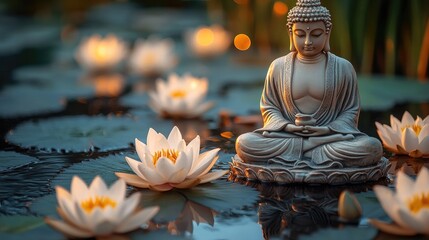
top-left (95, 44), bottom-right (108, 62)
top-left (195, 28), bottom-right (215, 46)
top-left (93, 74), bottom-right (124, 97)
top-left (234, 34), bottom-right (251, 51)
top-left (220, 131), bottom-right (234, 139)
top-left (273, 1), bottom-right (288, 16)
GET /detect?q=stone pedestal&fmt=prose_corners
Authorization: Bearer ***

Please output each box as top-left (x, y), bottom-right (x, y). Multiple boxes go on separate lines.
top-left (230, 155), bottom-right (390, 185)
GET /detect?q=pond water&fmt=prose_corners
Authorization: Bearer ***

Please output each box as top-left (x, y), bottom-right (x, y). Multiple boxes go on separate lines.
top-left (1, 2), bottom-right (429, 240)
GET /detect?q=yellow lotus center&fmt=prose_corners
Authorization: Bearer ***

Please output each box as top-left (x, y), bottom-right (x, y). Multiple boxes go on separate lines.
top-left (152, 149), bottom-right (179, 165)
top-left (81, 196), bottom-right (117, 213)
top-left (170, 90), bottom-right (187, 99)
top-left (401, 124), bottom-right (422, 136)
top-left (408, 192), bottom-right (429, 214)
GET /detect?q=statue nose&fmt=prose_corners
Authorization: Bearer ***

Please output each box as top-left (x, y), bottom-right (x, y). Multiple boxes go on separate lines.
top-left (305, 36), bottom-right (312, 45)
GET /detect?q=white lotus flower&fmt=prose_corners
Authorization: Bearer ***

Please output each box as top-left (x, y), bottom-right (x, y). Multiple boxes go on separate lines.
top-left (185, 25), bottom-right (231, 58)
top-left (129, 37), bottom-right (177, 77)
top-left (149, 73), bottom-right (214, 119)
top-left (370, 167), bottom-right (429, 236)
top-left (75, 34), bottom-right (127, 71)
top-left (115, 126), bottom-right (228, 191)
top-left (45, 176), bottom-right (159, 238)
top-left (375, 111), bottom-right (429, 158)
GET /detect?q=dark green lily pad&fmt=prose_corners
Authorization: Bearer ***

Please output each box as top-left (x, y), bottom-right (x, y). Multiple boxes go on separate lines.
top-left (0, 86), bottom-right (65, 118)
top-left (0, 151), bottom-right (38, 171)
top-left (358, 75), bottom-right (429, 110)
top-left (120, 92), bottom-right (149, 109)
top-left (12, 66), bottom-right (95, 98)
top-left (6, 115), bottom-right (166, 153)
top-left (0, 215), bottom-right (63, 240)
top-left (0, 25), bottom-right (58, 55)
top-left (30, 154), bottom-right (134, 216)
top-left (52, 154), bottom-right (135, 189)
top-left (299, 226), bottom-right (377, 240)
top-left (0, 215), bottom-right (45, 233)
top-left (139, 181), bottom-right (259, 222)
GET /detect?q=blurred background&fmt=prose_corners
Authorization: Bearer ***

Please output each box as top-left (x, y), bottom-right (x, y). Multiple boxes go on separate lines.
top-left (0, 0), bottom-right (428, 79)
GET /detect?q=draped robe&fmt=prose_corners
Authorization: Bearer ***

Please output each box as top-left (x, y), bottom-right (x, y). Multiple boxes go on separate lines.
top-left (236, 52), bottom-right (382, 169)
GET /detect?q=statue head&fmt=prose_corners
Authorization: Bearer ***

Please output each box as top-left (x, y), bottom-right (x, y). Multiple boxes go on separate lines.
top-left (287, 0), bottom-right (332, 54)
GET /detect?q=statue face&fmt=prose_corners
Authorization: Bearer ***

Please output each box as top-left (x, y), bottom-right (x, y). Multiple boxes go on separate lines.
top-left (292, 21), bottom-right (328, 57)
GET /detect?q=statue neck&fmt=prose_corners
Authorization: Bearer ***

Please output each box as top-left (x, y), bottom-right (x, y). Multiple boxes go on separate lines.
top-left (296, 52), bottom-right (325, 64)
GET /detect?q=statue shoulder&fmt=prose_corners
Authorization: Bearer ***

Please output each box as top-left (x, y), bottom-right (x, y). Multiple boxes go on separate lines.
top-left (268, 53), bottom-right (292, 72)
top-left (329, 53), bottom-right (356, 73)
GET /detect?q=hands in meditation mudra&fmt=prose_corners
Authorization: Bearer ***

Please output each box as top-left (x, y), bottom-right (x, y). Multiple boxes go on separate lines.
top-left (232, 0), bottom-right (389, 184)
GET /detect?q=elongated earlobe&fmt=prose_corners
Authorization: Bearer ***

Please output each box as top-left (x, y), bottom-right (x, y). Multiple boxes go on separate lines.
top-left (289, 32), bottom-right (296, 52)
top-left (323, 29), bottom-right (331, 52)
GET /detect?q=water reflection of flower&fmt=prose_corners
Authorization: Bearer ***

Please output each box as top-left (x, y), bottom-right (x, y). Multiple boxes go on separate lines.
top-left (185, 25), bottom-right (231, 58)
top-left (116, 126), bottom-right (228, 191)
top-left (129, 37), bottom-right (177, 77)
top-left (75, 34), bottom-right (127, 71)
top-left (45, 176), bottom-right (159, 238)
top-left (376, 111), bottom-right (429, 158)
top-left (149, 74), bottom-right (214, 119)
top-left (370, 167), bottom-right (429, 236)
top-left (81, 73), bottom-right (125, 97)
top-left (167, 200), bottom-right (216, 235)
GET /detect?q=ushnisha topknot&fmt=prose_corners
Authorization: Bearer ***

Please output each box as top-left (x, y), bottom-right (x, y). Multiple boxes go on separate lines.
top-left (287, 0), bottom-right (332, 34)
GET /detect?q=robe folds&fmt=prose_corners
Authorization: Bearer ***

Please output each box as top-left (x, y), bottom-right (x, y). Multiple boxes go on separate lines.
top-left (236, 52), bottom-right (382, 168)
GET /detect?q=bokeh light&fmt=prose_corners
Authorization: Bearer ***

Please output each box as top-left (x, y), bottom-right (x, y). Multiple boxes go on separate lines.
top-left (273, 1), bottom-right (288, 16)
top-left (195, 28), bottom-right (214, 46)
top-left (234, 34), bottom-right (251, 51)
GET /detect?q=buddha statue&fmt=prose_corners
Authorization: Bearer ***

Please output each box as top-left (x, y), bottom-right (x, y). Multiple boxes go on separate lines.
top-left (232, 0), bottom-right (389, 184)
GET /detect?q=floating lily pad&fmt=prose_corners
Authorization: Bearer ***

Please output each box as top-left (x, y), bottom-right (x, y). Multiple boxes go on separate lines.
top-left (52, 154), bottom-right (135, 189)
top-left (0, 151), bottom-right (38, 171)
top-left (0, 25), bottom-right (58, 55)
top-left (0, 215), bottom-right (62, 240)
top-left (300, 226), bottom-right (377, 240)
top-left (6, 115), bottom-right (167, 153)
top-left (12, 66), bottom-right (95, 98)
top-left (0, 86), bottom-right (65, 118)
top-left (358, 75), bottom-right (429, 110)
top-left (0, 215), bottom-right (45, 233)
top-left (120, 92), bottom-right (149, 108)
top-left (139, 181), bottom-right (259, 222)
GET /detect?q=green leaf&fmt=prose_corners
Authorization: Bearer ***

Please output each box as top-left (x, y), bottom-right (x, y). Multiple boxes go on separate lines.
top-left (0, 151), bottom-right (38, 171)
top-left (0, 215), bottom-right (45, 233)
top-left (6, 116), bottom-right (171, 153)
top-left (52, 154), bottom-right (135, 189)
top-left (0, 215), bottom-right (63, 240)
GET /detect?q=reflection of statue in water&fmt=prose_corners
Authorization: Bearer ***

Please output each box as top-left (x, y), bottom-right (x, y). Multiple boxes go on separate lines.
top-left (232, 0), bottom-right (389, 184)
